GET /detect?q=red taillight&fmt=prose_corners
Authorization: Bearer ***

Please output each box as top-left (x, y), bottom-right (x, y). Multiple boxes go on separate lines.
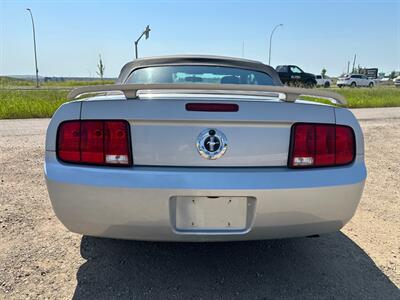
top-left (57, 120), bottom-right (131, 166)
top-left (291, 124), bottom-right (315, 166)
top-left (104, 121), bottom-right (130, 165)
top-left (57, 121), bottom-right (81, 162)
top-left (335, 126), bottom-right (355, 165)
top-left (315, 125), bottom-right (335, 166)
top-left (81, 121), bottom-right (104, 164)
top-left (289, 123), bottom-right (355, 168)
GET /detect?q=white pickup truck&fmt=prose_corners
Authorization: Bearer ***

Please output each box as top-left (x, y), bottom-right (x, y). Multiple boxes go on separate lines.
top-left (315, 75), bottom-right (332, 88)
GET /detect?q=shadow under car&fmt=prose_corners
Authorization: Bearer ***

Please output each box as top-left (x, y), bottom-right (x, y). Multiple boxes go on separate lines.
top-left (73, 232), bottom-right (399, 299)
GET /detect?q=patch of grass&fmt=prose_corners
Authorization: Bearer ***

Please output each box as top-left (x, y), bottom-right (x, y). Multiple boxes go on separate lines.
top-left (0, 76), bottom-right (35, 87)
top-left (0, 76), bottom-right (114, 88)
top-left (331, 87), bottom-right (400, 108)
top-left (0, 90), bottom-right (69, 119)
top-left (0, 77), bottom-right (116, 118)
top-left (299, 96), bottom-right (340, 106)
top-left (42, 80), bottom-right (114, 87)
top-left (301, 87), bottom-right (400, 108)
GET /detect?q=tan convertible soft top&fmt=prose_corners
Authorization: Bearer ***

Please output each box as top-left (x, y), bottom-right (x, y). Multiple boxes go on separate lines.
top-left (67, 83), bottom-right (346, 105)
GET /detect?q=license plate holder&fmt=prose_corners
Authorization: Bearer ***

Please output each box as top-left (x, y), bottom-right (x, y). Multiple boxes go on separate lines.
top-left (174, 196), bottom-right (248, 231)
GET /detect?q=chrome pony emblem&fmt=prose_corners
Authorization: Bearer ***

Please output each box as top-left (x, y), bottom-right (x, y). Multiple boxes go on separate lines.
top-left (196, 129), bottom-right (228, 160)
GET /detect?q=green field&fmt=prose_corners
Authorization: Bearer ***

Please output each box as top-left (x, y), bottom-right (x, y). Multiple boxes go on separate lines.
top-left (325, 87), bottom-right (399, 108)
top-left (0, 76), bottom-right (114, 119)
top-left (0, 76), bottom-right (399, 119)
top-left (301, 86), bottom-right (400, 108)
top-left (0, 90), bottom-right (70, 119)
top-left (0, 76), bottom-right (114, 88)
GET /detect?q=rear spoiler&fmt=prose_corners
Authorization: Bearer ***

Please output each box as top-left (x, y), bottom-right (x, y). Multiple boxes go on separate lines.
top-left (67, 83), bottom-right (346, 105)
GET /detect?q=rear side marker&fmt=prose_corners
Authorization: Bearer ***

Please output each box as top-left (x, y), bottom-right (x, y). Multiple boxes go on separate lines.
top-left (289, 123), bottom-right (355, 168)
top-left (57, 120), bottom-right (132, 166)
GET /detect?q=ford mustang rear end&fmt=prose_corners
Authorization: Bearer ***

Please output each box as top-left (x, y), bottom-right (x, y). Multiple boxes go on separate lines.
top-left (44, 56), bottom-right (366, 241)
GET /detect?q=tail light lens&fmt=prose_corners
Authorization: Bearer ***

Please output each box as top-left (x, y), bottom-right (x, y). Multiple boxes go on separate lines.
top-left (289, 123), bottom-right (355, 168)
top-left (57, 120), bottom-right (132, 166)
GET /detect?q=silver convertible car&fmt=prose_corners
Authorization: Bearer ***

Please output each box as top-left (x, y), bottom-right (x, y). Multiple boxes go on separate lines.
top-left (45, 55), bottom-right (366, 241)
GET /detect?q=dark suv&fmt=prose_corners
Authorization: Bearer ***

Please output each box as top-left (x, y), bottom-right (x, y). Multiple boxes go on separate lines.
top-left (276, 65), bottom-right (317, 88)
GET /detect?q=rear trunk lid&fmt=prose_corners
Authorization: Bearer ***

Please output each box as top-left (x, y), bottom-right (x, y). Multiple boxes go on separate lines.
top-left (80, 95), bottom-right (335, 167)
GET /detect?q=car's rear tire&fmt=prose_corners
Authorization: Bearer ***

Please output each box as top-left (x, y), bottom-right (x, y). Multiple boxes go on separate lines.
top-left (369, 82), bottom-right (374, 88)
top-left (350, 82), bottom-right (356, 88)
top-left (324, 81), bottom-right (330, 88)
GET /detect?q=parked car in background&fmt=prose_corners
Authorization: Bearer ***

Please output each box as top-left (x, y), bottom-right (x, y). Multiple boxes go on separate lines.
top-left (315, 75), bottom-right (332, 88)
top-left (337, 74), bottom-right (374, 88)
top-left (276, 65), bottom-right (317, 88)
top-left (376, 77), bottom-right (393, 86)
top-left (45, 55), bottom-right (366, 242)
top-left (393, 76), bottom-right (400, 87)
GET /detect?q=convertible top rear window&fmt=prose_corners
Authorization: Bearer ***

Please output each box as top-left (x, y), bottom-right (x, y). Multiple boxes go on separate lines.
top-left (125, 65), bottom-right (274, 86)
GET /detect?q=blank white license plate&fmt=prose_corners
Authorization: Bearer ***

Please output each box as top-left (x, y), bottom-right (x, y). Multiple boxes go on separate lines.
top-left (175, 196), bottom-right (247, 231)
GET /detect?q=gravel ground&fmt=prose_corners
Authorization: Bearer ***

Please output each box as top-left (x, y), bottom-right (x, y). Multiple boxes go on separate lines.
top-left (0, 108), bottom-right (399, 299)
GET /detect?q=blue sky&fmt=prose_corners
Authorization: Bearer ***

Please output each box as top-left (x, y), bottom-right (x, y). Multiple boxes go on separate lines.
top-left (1, 0), bottom-right (399, 77)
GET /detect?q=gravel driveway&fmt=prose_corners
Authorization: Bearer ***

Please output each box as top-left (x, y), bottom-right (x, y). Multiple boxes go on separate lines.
top-left (1, 108), bottom-right (399, 299)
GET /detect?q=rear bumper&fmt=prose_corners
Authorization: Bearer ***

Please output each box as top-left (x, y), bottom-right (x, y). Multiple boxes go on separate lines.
top-left (45, 152), bottom-right (366, 241)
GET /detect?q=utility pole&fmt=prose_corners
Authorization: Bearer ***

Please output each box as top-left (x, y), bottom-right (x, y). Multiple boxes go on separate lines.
top-left (268, 24), bottom-right (283, 66)
top-left (242, 41), bottom-right (245, 57)
top-left (134, 25), bottom-right (151, 59)
top-left (26, 8), bottom-right (39, 88)
top-left (347, 61), bottom-right (350, 74)
top-left (352, 54), bottom-right (357, 73)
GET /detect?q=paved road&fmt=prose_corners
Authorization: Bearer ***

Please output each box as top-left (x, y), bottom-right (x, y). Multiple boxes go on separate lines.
top-left (351, 107), bottom-right (400, 121)
top-left (0, 107), bottom-right (399, 299)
